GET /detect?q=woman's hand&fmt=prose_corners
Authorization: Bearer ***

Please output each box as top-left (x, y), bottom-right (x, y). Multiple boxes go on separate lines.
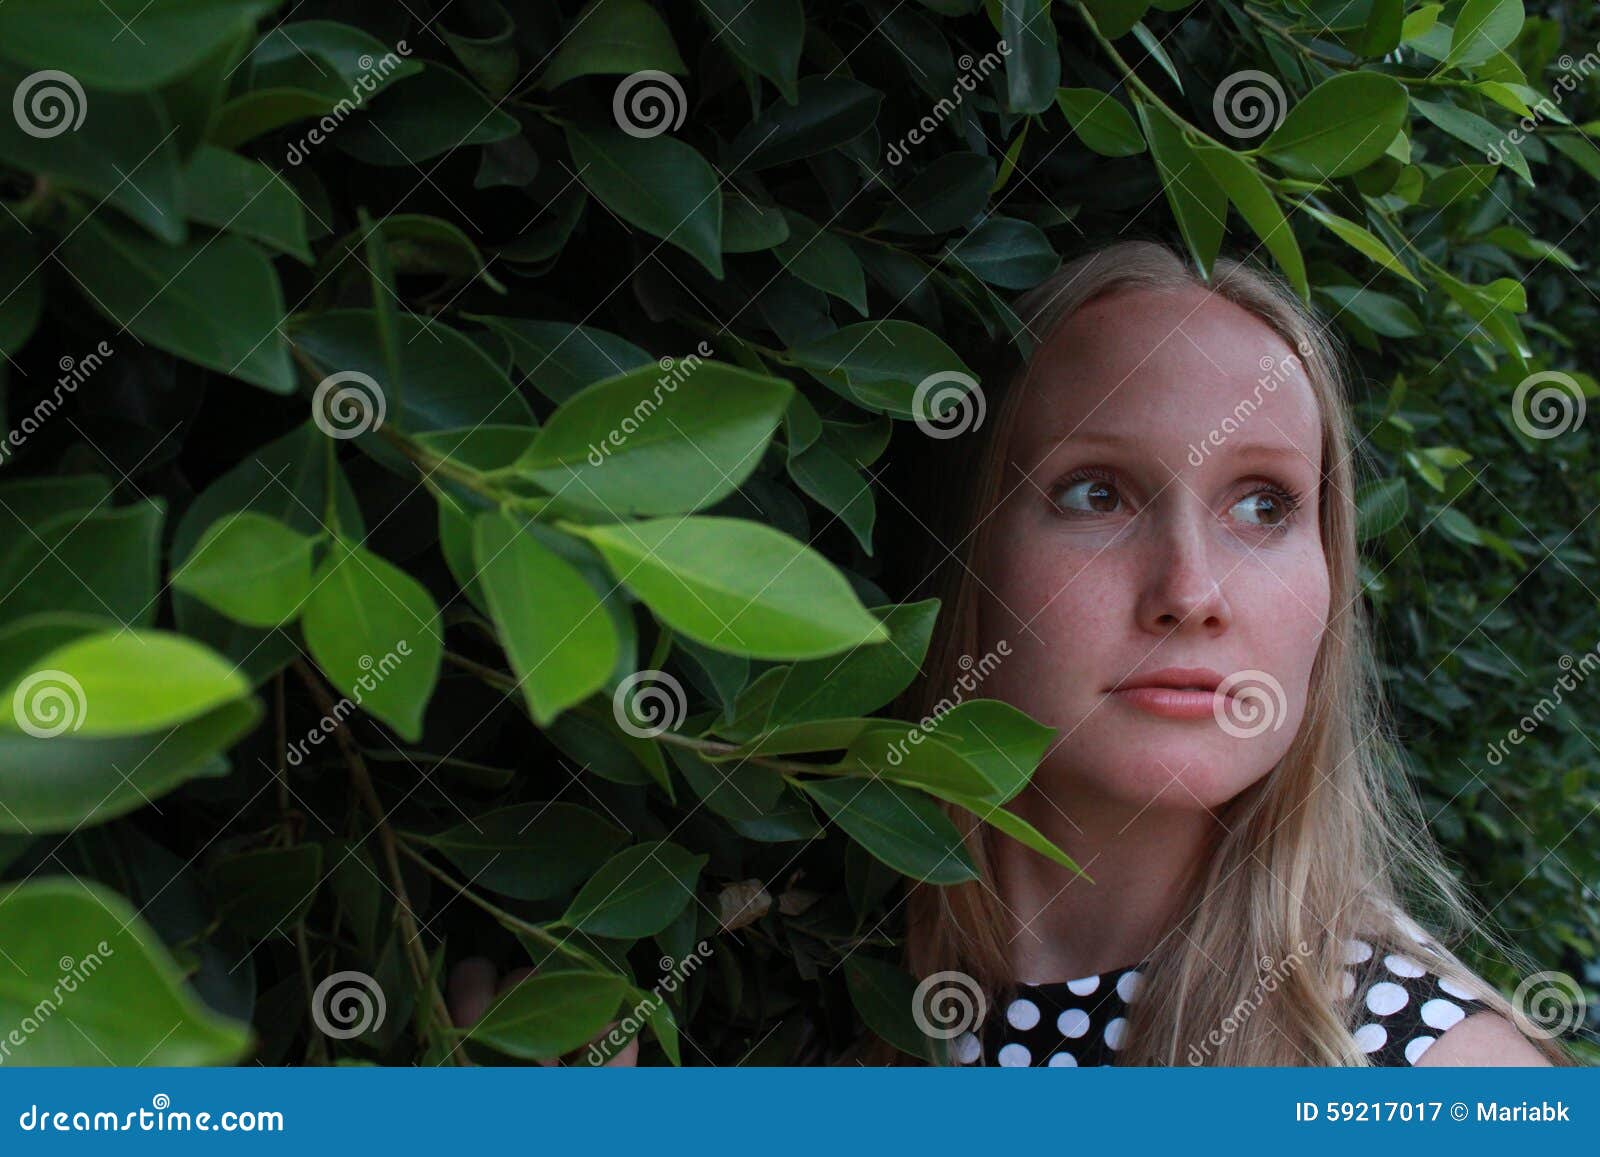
top-left (446, 955), bottom-right (640, 1066)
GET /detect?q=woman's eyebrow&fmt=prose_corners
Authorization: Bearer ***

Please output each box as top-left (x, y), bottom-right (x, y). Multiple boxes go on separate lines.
top-left (1039, 428), bottom-right (1309, 461)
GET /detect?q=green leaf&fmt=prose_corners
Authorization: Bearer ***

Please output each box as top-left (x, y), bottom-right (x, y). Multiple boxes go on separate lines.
top-left (468, 970), bottom-right (629, 1060)
top-left (0, 61), bottom-right (184, 243)
top-left (0, 0), bottom-right (278, 90)
top-left (1357, 476), bottom-right (1409, 541)
top-left (0, 502), bottom-right (162, 628)
top-left (949, 216), bottom-right (1059, 289)
top-left (1081, 0), bottom-right (1151, 39)
top-left (797, 776), bottom-right (977, 884)
top-left (473, 512), bottom-right (619, 726)
top-left (0, 629), bottom-right (250, 737)
top-left (879, 152), bottom-right (996, 234)
top-left (1293, 202), bottom-right (1422, 287)
top-left (519, 361), bottom-right (792, 516)
top-left (0, 877), bottom-right (251, 1063)
top-left (936, 791), bottom-right (1088, 875)
top-left (1001, 0), bottom-right (1060, 114)
top-left (418, 803), bottom-right (629, 901)
top-left (561, 840), bottom-right (708, 936)
top-left (301, 536), bottom-right (443, 742)
top-left (541, 0), bottom-right (688, 89)
top-left (1056, 88), bottom-right (1146, 156)
top-left (1192, 141), bottom-right (1308, 302)
top-left (182, 146), bottom-right (312, 262)
top-left (1358, 0), bottom-right (1405, 56)
top-left (572, 517), bottom-right (890, 660)
top-left (790, 320), bottom-right (977, 417)
top-left (566, 123), bottom-right (724, 277)
top-left (465, 316), bottom-right (653, 405)
top-left (730, 76), bottom-right (881, 170)
top-left (337, 64), bottom-right (520, 165)
top-left (843, 956), bottom-right (936, 1062)
top-left (60, 216), bottom-right (292, 393)
top-left (212, 844), bottom-right (323, 939)
top-left (173, 511), bottom-right (318, 628)
top-left (1260, 73), bottom-right (1408, 180)
top-left (1131, 96), bottom-right (1225, 278)
top-left (773, 211), bottom-right (868, 314)
top-left (1316, 286), bottom-right (1423, 337)
top-left (1445, 0), bottom-right (1524, 67)
top-left (694, 0), bottom-right (803, 104)
top-left (1411, 95), bottom-right (1531, 186)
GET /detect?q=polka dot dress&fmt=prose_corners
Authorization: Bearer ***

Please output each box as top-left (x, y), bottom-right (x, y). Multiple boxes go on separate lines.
top-left (956, 939), bottom-right (1491, 1067)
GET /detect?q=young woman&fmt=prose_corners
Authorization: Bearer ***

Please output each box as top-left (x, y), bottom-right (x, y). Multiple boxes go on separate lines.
top-left (871, 238), bottom-right (1575, 1067)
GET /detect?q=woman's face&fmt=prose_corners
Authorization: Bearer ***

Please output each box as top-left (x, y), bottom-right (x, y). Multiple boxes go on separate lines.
top-left (975, 283), bottom-right (1331, 815)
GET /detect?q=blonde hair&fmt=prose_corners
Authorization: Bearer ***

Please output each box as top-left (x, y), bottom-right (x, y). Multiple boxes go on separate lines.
top-left (864, 238), bottom-right (1576, 1066)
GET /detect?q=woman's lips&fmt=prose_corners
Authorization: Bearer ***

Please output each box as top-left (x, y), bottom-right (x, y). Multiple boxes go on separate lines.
top-left (1109, 686), bottom-right (1231, 719)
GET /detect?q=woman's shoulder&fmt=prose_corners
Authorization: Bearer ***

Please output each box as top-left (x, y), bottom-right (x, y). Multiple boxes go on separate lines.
top-left (1339, 935), bottom-right (1542, 1066)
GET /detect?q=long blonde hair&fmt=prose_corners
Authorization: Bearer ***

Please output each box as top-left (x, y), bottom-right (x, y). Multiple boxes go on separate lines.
top-left (868, 238), bottom-right (1576, 1066)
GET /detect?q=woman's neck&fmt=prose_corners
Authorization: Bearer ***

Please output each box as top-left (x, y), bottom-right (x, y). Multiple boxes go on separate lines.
top-left (990, 775), bottom-right (1224, 984)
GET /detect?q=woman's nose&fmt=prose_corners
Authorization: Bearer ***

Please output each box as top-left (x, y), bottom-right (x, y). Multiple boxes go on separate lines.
top-left (1134, 500), bottom-right (1231, 634)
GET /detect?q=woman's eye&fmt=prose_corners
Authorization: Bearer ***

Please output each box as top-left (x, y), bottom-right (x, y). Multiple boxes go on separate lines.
top-left (1230, 490), bottom-right (1294, 528)
top-left (1052, 477), bottom-right (1121, 514)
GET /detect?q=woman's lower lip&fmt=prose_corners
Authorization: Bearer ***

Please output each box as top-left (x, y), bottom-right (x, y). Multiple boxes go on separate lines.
top-left (1109, 687), bottom-right (1230, 719)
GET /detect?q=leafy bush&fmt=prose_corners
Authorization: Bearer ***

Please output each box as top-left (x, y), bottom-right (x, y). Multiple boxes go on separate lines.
top-left (0, 0), bottom-right (1596, 1065)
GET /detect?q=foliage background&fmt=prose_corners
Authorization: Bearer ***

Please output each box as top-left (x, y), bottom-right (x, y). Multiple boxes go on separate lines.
top-left (0, 0), bottom-right (1596, 1065)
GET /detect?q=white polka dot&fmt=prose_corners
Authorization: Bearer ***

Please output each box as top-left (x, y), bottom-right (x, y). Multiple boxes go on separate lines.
top-left (1439, 975), bottom-right (1478, 1001)
top-left (1104, 1016), bottom-right (1127, 1050)
top-left (952, 1031), bottom-right (982, 1064)
top-left (1404, 1035), bottom-right (1436, 1065)
top-left (1005, 997), bottom-right (1040, 1030)
top-left (1046, 1051), bottom-right (1078, 1067)
top-left (997, 1042), bottom-right (1031, 1067)
top-left (1366, 981), bottom-right (1408, 1016)
top-left (1066, 974), bottom-right (1100, 996)
top-left (1353, 1023), bottom-right (1387, 1052)
top-left (1057, 1007), bottom-right (1091, 1038)
top-left (1384, 953), bottom-right (1425, 978)
top-left (1116, 969), bottom-right (1144, 1003)
top-left (1420, 998), bottom-right (1466, 1031)
top-left (1339, 970), bottom-right (1356, 998)
top-left (1341, 938), bottom-right (1373, 965)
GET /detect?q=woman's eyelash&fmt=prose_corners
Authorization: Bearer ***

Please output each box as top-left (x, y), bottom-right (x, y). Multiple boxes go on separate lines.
top-left (1050, 467), bottom-right (1307, 529)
